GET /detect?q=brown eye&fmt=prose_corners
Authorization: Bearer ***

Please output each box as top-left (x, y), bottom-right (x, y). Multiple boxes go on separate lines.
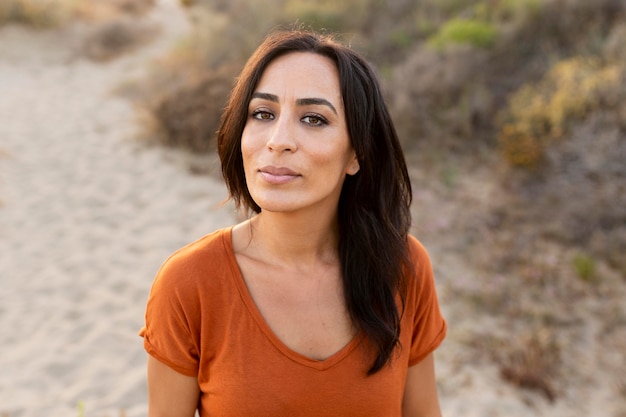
top-left (302, 114), bottom-right (327, 126)
top-left (252, 110), bottom-right (274, 120)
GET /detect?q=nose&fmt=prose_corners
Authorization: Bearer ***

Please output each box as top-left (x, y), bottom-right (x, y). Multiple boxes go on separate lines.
top-left (266, 113), bottom-right (297, 152)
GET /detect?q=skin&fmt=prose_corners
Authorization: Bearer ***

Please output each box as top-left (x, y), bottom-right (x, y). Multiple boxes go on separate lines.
top-left (403, 353), bottom-right (443, 417)
top-left (146, 52), bottom-right (442, 417)
top-left (147, 356), bottom-right (199, 417)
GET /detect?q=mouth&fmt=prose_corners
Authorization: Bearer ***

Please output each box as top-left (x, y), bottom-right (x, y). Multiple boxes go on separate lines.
top-left (258, 166), bottom-right (301, 184)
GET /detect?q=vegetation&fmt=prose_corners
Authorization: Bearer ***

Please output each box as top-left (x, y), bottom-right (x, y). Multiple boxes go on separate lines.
top-left (472, 327), bottom-right (560, 402)
top-left (498, 58), bottom-right (622, 167)
top-left (428, 18), bottom-right (497, 50)
top-left (0, 0), bottom-right (69, 28)
top-left (0, 0), bottom-right (157, 63)
top-left (573, 253), bottom-right (597, 283)
top-left (0, 0), bottom-right (154, 28)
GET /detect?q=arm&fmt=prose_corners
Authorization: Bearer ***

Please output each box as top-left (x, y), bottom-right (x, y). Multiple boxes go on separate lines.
top-left (147, 355), bottom-right (200, 417)
top-left (402, 353), bottom-right (442, 417)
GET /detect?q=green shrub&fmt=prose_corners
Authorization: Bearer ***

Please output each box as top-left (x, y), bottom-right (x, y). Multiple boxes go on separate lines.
top-left (573, 253), bottom-right (596, 283)
top-left (428, 18), bottom-right (497, 49)
top-left (388, 29), bottom-right (412, 49)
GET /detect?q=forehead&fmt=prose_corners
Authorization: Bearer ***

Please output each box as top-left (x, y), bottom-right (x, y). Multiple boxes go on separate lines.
top-left (255, 52), bottom-right (342, 101)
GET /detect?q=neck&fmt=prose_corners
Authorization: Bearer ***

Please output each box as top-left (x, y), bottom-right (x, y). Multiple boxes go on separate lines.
top-left (248, 210), bottom-right (340, 269)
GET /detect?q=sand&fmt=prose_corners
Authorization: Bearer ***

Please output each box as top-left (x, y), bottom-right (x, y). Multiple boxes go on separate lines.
top-left (1, 1), bottom-right (624, 416)
top-left (0, 2), bottom-right (235, 416)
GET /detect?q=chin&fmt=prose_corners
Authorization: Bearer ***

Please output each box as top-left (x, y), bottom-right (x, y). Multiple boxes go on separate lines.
top-left (254, 200), bottom-right (303, 214)
top-left (248, 188), bottom-right (339, 215)
top-left (249, 193), bottom-right (311, 214)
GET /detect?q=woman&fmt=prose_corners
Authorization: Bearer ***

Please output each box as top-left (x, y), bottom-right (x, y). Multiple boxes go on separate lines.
top-left (140, 29), bottom-right (446, 416)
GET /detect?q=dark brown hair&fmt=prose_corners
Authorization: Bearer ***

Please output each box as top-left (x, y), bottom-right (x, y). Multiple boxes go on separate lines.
top-left (217, 30), bottom-right (413, 374)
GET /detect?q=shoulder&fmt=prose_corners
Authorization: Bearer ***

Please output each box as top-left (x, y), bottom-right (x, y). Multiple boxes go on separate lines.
top-left (406, 234), bottom-right (433, 273)
top-left (403, 235), bottom-right (447, 363)
top-left (152, 227), bottom-right (235, 293)
top-left (161, 227), bottom-right (233, 271)
top-left (404, 234), bottom-right (436, 297)
top-left (407, 234), bottom-right (428, 256)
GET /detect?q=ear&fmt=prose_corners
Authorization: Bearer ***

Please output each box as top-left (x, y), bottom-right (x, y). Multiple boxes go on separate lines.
top-left (346, 153), bottom-right (360, 176)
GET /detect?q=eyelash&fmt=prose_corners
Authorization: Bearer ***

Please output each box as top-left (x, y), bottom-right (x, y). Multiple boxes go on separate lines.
top-left (250, 110), bottom-right (328, 127)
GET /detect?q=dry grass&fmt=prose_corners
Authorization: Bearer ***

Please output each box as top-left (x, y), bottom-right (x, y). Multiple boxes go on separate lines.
top-left (73, 0), bottom-right (155, 22)
top-left (465, 324), bottom-right (561, 402)
top-left (151, 69), bottom-right (234, 153)
top-left (82, 18), bottom-right (159, 62)
top-left (497, 58), bottom-right (623, 167)
top-left (0, 0), bottom-right (70, 28)
top-left (0, 0), bottom-right (158, 61)
top-left (0, 0), bottom-right (155, 28)
top-left (498, 328), bottom-right (561, 402)
top-left (126, 8), bottom-right (249, 153)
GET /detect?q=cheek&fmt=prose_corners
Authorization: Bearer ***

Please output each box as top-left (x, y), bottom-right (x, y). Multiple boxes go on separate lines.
top-left (318, 144), bottom-right (354, 171)
top-left (241, 123), bottom-right (266, 153)
top-left (240, 130), bottom-right (255, 165)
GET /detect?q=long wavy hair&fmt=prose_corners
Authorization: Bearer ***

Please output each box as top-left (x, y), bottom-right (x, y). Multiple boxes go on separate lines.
top-left (217, 30), bottom-right (413, 374)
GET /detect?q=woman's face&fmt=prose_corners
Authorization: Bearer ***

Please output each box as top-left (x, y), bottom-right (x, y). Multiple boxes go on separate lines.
top-left (241, 52), bottom-right (359, 216)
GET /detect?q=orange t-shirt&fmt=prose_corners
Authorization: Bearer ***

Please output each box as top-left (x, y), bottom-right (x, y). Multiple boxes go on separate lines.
top-left (140, 227), bottom-right (446, 416)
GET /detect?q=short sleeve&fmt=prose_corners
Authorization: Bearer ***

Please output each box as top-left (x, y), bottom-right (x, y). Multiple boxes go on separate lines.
top-left (406, 236), bottom-right (447, 366)
top-left (140, 251), bottom-right (201, 377)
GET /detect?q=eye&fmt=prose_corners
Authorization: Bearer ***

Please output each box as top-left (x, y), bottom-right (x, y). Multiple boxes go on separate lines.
top-left (251, 110), bottom-right (274, 121)
top-left (302, 114), bottom-right (327, 126)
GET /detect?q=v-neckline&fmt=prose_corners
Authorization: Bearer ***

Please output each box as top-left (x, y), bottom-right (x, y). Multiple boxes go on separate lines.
top-left (222, 226), bottom-right (362, 371)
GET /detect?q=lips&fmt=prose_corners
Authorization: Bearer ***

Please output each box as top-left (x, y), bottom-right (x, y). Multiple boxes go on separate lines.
top-left (258, 165), bottom-right (300, 184)
top-left (260, 166), bottom-right (299, 176)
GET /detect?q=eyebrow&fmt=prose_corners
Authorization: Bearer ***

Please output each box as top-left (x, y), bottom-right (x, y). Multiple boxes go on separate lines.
top-left (251, 92), bottom-right (337, 115)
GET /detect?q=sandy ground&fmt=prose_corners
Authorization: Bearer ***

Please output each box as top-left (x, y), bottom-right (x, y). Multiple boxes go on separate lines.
top-left (0, 2), bottom-right (236, 416)
top-left (0, 1), bottom-right (624, 416)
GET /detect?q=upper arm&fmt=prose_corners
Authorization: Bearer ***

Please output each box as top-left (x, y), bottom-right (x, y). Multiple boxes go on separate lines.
top-left (402, 353), bottom-right (442, 417)
top-left (147, 354), bottom-right (200, 417)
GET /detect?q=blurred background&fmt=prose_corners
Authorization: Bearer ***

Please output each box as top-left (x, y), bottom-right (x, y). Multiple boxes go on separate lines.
top-left (0, 0), bottom-right (624, 416)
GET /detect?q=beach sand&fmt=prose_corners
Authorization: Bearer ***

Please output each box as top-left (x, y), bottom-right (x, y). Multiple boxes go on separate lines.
top-left (0, 2), bottom-right (236, 415)
top-left (1, 1), bottom-right (624, 416)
